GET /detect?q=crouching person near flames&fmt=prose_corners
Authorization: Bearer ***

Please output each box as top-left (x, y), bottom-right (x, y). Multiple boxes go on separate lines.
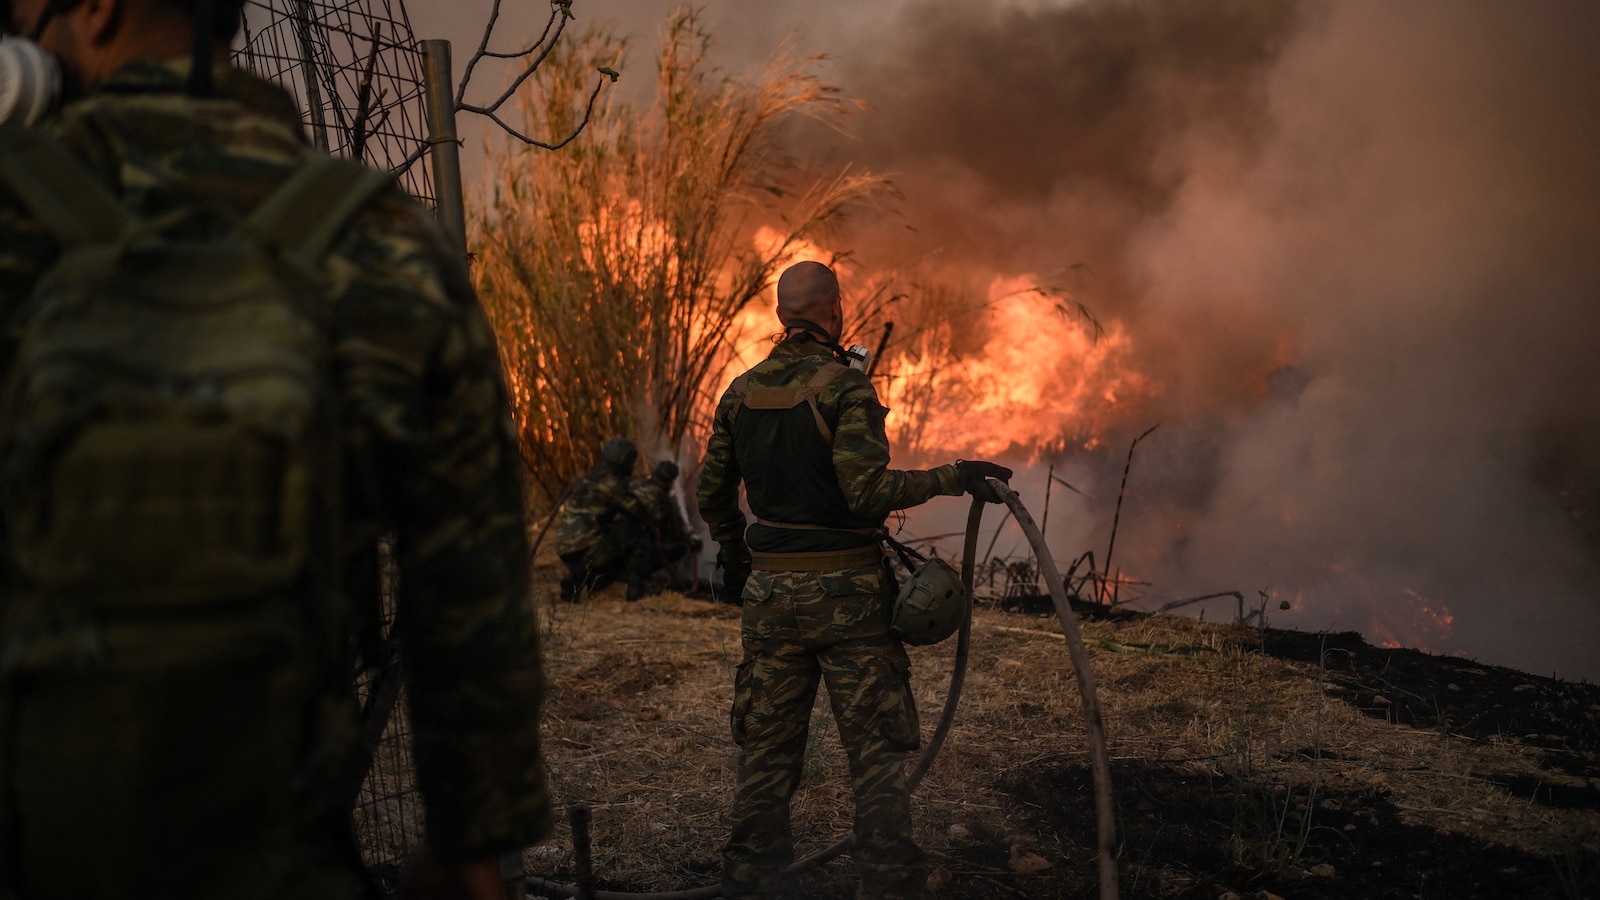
top-left (696, 261), bottom-right (1012, 899)
top-left (0, 0), bottom-right (550, 896)
top-left (624, 460), bottom-right (703, 597)
top-left (556, 436), bottom-right (648, 600)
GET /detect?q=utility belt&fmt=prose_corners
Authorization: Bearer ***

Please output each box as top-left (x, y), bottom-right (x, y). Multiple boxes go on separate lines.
top-left (748, 517), bottom-right (884, 571)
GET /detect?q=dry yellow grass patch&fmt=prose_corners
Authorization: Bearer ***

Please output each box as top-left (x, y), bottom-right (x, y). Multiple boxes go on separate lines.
top-left (519, 560), bottom-right (1599, 898)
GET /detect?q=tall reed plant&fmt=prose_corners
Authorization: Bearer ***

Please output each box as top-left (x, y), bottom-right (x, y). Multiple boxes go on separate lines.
top-left (473, 9), bottom-right (884, 507)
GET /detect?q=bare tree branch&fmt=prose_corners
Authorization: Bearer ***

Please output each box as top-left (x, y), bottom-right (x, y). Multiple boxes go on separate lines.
top-left (473, 73), bottom-right (609, 150)
top-left (450, 0), bottom-right (611, 155)
top-left (391, 139), bottom-right (429, 178)
top-left (349, 23), bottom-right (385, 164)
top-left (464, 20), bottom-right (569, 115)
top-left (454, 0), bottom-right (566, 110)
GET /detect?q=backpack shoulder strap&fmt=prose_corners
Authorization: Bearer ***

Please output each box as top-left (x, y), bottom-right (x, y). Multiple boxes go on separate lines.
top-left (732, 360), bottom-right (855, 444)
top-left (0, 126), bottom-right (131, 246)
top-left (725, 371), bottom-right (753, 428)
top-left (800, 361), bottom-right (854, 444)
top-left (805, 361), bottom-right (852, 392)
top-left (247, 157), bottom-right (394, 266)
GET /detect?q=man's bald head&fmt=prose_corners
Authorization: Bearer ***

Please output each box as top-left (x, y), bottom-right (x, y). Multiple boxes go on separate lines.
top-left (776, 261), bottom-right (843, 342)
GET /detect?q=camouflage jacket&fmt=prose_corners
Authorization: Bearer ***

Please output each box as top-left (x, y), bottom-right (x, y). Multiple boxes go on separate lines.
top-left (0, 60), bottom-right (550, 864)
top-left (630, 477), bottom-right (691, 541)
top-left (696, 339), bottom-right (961, 557)
top-left (556, 467), bottom-right (643, 555)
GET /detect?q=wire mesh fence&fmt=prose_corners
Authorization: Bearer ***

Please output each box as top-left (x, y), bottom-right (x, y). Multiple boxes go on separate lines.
top-left (349, 538), bottom-right (421, 876)
top-left (233, 1), bottom-right (433, 878)
top-left (237, 0), bottom-right (436, 204)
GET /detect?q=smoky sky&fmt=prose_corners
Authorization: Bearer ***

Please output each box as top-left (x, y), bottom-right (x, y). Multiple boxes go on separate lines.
top-left (791, 0), bottom-right (1599, 680)
top-left (798, 0), bottom-right (1600, 679)
top-left (413, 0), bottom-right (1600, 679)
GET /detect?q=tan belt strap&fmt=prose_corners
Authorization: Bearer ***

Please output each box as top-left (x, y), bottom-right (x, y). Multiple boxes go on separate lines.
top-left (750, 545), bottom-right (884, 572)
top-left (754, 517), bottom-right (879, 537)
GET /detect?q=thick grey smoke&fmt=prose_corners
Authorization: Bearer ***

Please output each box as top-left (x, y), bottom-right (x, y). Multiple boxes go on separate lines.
top-left (809, 0), bottom-right (1600, 679)
top-left (1122, 1), bottom-right (1600, 679)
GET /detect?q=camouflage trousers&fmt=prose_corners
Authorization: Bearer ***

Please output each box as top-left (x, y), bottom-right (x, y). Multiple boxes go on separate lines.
top-left (558, 534), bottom-right (627, 600)
top-left (722, 564), bottom-right (926, 900)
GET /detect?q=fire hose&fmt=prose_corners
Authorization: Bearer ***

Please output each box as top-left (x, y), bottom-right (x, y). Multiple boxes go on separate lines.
top-left (525, 481), bottom-right (1118, 900)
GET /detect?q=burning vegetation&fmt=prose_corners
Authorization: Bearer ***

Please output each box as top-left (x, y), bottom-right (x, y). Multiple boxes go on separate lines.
top-left (426, 3), bottom-right (1600, 893)
top-left (472, 10), bottom-right (885, 506)
top-left (476, 0), bottom-right (1599, 680)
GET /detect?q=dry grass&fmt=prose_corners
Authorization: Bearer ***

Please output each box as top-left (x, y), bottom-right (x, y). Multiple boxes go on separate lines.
top-left (518, 547), bottom-right (1600, 897)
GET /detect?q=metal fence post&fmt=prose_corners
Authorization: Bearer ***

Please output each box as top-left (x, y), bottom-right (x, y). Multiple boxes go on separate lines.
top-left (292, 0), bottom-right (330, 152)
top-left (420, 39), bottom-right (467, 255)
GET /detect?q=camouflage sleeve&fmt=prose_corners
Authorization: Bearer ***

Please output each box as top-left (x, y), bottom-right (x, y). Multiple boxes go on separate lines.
top-left (830, 373), bottom-right (962, 517)
top-left (600, 472), bottom-right (647, 523)
top-left (695, 386), bottom-right (748, 555)
top-left (338, 193), bottom-right (551, 860)
top-left (629, 482), bottom-right (674, 534)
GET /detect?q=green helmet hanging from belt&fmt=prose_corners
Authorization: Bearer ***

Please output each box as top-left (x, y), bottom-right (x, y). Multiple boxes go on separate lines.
top-left (892, 556), bottom-right (967, 646)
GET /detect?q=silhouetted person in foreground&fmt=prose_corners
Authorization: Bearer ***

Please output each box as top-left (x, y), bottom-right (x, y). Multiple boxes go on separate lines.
top-left (0, 1), bottom-right (550, 896)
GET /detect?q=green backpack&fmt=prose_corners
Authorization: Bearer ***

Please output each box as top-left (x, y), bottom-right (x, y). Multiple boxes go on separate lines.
top-left (0, 126), bottom-right (391, 895)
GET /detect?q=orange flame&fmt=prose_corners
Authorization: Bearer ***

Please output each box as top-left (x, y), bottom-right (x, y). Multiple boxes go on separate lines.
top-left (717, 234), bottom-right (1159, 459)
top-left (1369, 586), bottom-right (1457, 652)
top-left (881, 276), bottom-right (1155, 457)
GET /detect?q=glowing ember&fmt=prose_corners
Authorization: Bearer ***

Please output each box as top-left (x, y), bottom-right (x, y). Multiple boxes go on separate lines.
top-left (1368, 587), bottom-right (1457, 653)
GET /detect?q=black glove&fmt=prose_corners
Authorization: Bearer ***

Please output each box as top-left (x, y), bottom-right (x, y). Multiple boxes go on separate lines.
top-left (689, 535), bottom-right (704, 554)
top-left (956, 459), bottom-right (1013, 504)
top-left (716, 546), bottom-right (751, 606)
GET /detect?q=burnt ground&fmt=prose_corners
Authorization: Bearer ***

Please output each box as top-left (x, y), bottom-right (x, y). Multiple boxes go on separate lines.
top-left (986, 622), bottom-right (1600, 899)
top-left (1257, 629), bottom-right (1600, 785)
top-left (512, 583), bottom-right (1600, 900)
top-left (998, 759), bottom-right (1596, 900)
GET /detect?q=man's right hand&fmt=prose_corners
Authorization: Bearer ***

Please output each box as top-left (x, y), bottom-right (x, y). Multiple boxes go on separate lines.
top-left (716, 546), bottom-right (751, 605)
top-left (956, 459), bottom-right (1013, 504)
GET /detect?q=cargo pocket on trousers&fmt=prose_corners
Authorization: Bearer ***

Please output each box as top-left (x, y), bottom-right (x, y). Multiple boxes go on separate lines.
top-left (730, 658), bottom-right (755, 748)
top-left (743, 570), bottom-right (775, 606)
top-left (816, 566), bottom-right (882, 598)
top-left (879, 656), bottom-right (921, 753)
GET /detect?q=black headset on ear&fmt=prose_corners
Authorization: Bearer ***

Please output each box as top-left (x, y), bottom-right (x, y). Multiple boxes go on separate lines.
top-left (783, 318), bottom-right (866, 367)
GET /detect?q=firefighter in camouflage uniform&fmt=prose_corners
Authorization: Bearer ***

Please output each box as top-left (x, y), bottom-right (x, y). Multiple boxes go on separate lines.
top-left (696, 261), bottom-right (1011, 899)
top-left (624, 460), bottom-right (701, 597)
top-left (556, 437), bottom-right (647, 601)
top-left (0, 0), bottom-right (549, 897)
